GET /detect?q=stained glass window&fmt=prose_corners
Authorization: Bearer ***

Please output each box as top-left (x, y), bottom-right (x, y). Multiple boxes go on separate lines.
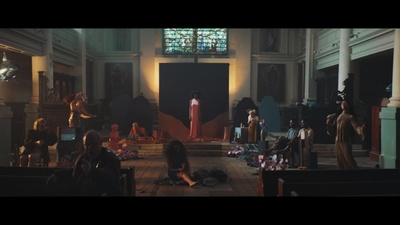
top-left (163, 28), bottom-right (228, 55)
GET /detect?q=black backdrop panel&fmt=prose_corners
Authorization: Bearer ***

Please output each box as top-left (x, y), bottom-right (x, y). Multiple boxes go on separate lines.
top-left (159, 63), bottom-right (229, 129)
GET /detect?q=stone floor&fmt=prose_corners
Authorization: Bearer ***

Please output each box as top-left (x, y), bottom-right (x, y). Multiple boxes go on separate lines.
top-left (123, 154), bottom-right (379, 197)
top-left (45, 141), bottom-right (379, 197)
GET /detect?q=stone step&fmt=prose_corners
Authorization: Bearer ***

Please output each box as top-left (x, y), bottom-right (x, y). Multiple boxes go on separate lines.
top-left (187, 150), bottom-right (227, 157)
top-left (49, 141), bottom-right (370, 158)
top-left (313, 144), bottom-right (369, 157)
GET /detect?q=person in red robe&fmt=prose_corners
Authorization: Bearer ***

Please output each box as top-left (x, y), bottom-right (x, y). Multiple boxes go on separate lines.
top-left (189, 90), bottom-right (202, 139)
top-left (108, 124), bottom-right (120, 151)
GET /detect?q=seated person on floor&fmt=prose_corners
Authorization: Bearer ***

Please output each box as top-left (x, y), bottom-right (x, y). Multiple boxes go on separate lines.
top-left (129, 122), bottom-right (144, 136)
top-left (264, 136), bottom-right (290, 157)
top-left (263, 118), bottom-right (299, 167)
top-left (165, 140), bottom-right (198, 187)
top-left (128, 122), bottom-right (152, 140)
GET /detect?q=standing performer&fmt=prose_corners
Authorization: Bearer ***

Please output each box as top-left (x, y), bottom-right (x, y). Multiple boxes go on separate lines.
top-left (64, 92), bottom-right (96, 140)
top-left (63, 92), bottom-right (96, 147)
top-left (247, 109), bottom-right (259, 144)
top-left (189, 90), bottom-right (202, 139)
top-left (298, 118), bottom-right (314, 169)
top-left (326, 100), bottom-right (365, 169)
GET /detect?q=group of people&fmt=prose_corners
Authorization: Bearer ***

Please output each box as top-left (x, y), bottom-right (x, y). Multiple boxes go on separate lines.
top-left (108, 123), bottom-right (142, 160)
top-left (17, 89), bottom-right (204, 196)
top-left (258, 99), bottom-right (365, 170)
top-left (20, 92), bottom-right (97, 168)
top-left (46, 130), bottom-right (124, 196)
top-left (18, 118), bottom-right (124, 195)
top-left (17, 91), bottom-right (123, 195)
top-left (262, 117), bottom-right (313, 169)
top-left (16, 87), bottom-right (366, 196)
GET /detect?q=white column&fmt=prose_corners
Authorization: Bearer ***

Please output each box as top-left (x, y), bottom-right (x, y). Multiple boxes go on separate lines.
top-left (338, 29), bottom-right (351, 92)
top-left (25, 29), bottom-right (53, 133)
top-left (303, 29), bottom-right (312, 103)
top-left (303, 28), bottom-right (317, 104)
top-left (44, 29), bottom-right (54, 89)
top-left (76, 29), bottom-right (87, 96)
top-left (388, 29), bottom-right (400, 108)
top-left (30, 29), bottom-right (53, 104)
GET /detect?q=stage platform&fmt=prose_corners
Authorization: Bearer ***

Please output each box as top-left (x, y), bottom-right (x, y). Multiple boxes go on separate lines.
top-left (118, 141), bottom-right (369, 158)
top-left (97, 130), bottom-right (369, 158)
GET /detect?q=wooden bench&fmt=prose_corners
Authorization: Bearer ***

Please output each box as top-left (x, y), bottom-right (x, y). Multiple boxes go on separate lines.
top-left (0, 166), bottom-right (136, 196)
top-left (277, 178), bottom-right (400, 196)
top-left (259, 168), bottom-right (400, 196)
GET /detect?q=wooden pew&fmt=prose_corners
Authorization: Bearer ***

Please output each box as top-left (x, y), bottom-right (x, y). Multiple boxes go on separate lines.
top-left (122, 166), bottom-right (136, 196)
top-left (259, 168), bottom-right (400, 196)
top-left (277, 178), bottom-right (400, 196)
top-left (0, 166), bottom-right (135, 196)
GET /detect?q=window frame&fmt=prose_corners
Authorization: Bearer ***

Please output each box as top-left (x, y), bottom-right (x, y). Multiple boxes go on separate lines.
top-left (162, 28), bottom-right (228, 55)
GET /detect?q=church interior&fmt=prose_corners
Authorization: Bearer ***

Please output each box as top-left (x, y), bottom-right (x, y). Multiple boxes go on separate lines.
top-left (0, 28), bottom-right (399, 196)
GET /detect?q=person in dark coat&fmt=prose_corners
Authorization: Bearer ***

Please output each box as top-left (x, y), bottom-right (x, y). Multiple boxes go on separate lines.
top-left (47, 130), bottom-right (123, 196)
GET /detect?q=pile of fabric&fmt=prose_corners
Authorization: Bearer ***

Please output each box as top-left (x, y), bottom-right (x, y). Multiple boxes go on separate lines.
top-left (261, 154), bottom-right (289, 171)
top-left (227, 145), bottom-right (244, 157)
top-left (110, 142), bottom-right (143, 161)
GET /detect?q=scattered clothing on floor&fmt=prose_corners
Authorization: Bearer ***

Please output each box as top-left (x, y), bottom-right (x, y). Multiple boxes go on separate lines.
top-left (154, 168), bottom-right (228, 187)
top-left (154, 177), bottom-right (186, 185)
top-left (202, 177), bottom-right (219, 186)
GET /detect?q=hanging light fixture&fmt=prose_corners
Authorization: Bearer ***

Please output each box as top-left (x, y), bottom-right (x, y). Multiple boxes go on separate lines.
top-left (0, 52), bottom-right (20, 82)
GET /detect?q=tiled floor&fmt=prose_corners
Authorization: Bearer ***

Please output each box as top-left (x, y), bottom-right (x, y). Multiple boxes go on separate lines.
top-left (120, 155), bottom-right (378, 197)
top-left (47, 144), bottom-right (379, 197)
top-left (122, 155), bottom-right (260, 197)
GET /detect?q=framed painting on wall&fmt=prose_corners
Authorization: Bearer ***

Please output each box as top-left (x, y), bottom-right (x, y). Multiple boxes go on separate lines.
top-left (103, 29), bottom-right (132, 52)
top-left (257, 63), bottom-right (286, 104)
top-left (104, 62), bottom-right (133, 100)
top-left (259, 29), bottom-right (288, 54)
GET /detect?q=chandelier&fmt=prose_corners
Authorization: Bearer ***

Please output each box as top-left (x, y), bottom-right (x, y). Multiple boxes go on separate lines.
top-left (0, 52), bottom-right (20, 82)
